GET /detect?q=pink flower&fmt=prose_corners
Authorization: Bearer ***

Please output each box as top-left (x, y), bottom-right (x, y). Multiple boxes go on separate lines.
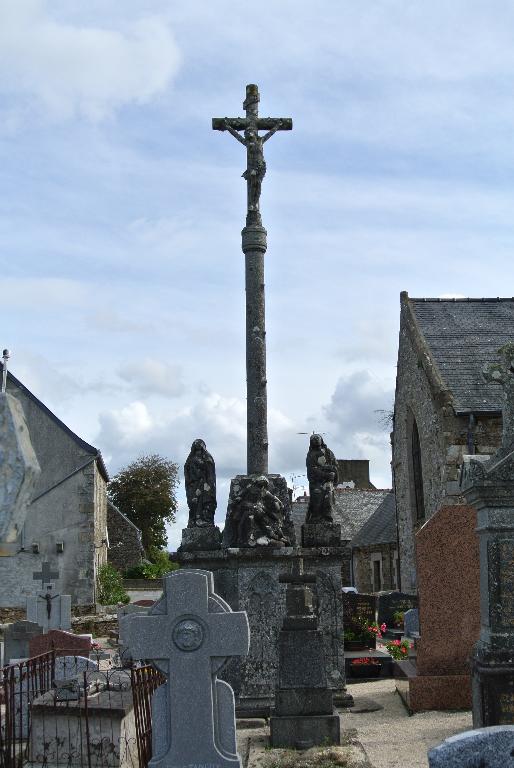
top-left (400, 646), bottom-right (407, 654)
top-left (380, 623), bottom-right (387, 632)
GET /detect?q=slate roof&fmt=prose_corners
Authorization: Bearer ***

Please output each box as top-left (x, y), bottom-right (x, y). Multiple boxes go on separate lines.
top-left (291, 488), bottom-right (393, 543)
top-left (410, 297), bottom-right (514, 414)
top-left (4, 368), bottom-right (109, 481)
top-left (351, 491), bottom-right (397, 547)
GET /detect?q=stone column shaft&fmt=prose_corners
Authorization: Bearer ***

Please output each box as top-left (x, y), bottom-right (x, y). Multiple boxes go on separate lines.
top-left (242, 224), bottom-right (268, 475)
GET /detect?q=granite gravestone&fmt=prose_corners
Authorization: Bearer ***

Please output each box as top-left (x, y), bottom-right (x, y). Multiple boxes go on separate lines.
top-left (4, 620), bottom-right (42, 663)
top-left (461, 343), bottom-right (514, 727)
top-left (428, 726), bottom-right (514, 768)
top-left (53, 655), bottom-right (99, 682)
top-left (29, 629), bottom-right (91, 658)
top-left (120, 569), bottom-right (249, 768)
top-left (377, 591), bottom-right (417, 630)
top-left (342, 592), bottom-right (377, 636)
top-left (27, 587), bottom-right (71, 632)
top-left (404, 608), bottom-right (420, 638)
top-left (270, 556), bottom-right (340, 748)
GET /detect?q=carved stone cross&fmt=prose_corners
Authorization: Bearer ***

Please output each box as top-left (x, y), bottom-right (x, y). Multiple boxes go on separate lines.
top-left (33, 562), bottom-right (59, 588)
top-left (482, 342), bottom-right (514, 454)
top-left (120, 569), bottom-right (249, 768)
top-left (212, 85), bottom-right (292, 475)
top-left (213, 84), bottom-right (292, 225)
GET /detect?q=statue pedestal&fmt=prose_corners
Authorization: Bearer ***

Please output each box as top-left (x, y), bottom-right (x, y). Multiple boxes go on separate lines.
top-left (302, 523), bottom-right (341, 548)
top-left (176, 546), bottom-right (349, 716)
top-left (179, 526), bottom-right (221, 552)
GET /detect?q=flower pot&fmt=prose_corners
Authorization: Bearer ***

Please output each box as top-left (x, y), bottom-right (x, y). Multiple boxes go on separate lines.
top-left (350, 662), bottom-right (382, 679)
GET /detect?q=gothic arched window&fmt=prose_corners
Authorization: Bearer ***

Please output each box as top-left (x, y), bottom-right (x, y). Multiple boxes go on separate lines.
top-left (411, 419), bottom-right (425, 524)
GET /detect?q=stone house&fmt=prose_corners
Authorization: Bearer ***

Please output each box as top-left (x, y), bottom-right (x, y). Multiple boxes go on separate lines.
top-left (392, 293), bottom-right (513, 592)
top-left (107, 500), bottom-right (144, 571)
top-left (350, 491), bottom-right (397, 593)
top-left (1, 369), bottom-right (109, 609)
top-left (292, 460), bottom-right (395, 588)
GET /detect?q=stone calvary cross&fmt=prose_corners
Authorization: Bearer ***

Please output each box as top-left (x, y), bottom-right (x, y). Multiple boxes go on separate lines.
top-left (119, 569), bottom-right (249, 768)
top-left (213, 85), bottom-right (292, 476)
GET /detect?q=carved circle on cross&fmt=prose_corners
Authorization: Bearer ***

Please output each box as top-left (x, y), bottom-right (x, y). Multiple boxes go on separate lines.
top-left (172, 617), bottom-right (205, 652)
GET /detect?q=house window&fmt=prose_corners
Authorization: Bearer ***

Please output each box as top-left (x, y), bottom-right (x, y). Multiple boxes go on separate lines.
top-left (411, 419), bottom-right (425, 524)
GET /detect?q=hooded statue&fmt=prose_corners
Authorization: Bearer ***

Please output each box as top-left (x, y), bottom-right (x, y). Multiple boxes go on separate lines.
top-left (184, 439), bottom-right (217, 527)
top-left (306, 434), bottom-right (339, 523)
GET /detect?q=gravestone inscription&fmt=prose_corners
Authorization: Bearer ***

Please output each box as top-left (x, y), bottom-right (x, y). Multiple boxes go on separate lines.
top-left (342, 592), bottom-right (376, 635)
top-left (120, 569), bottom-right (249, 768)
top-left (377, 591), bottom-right (417, 629)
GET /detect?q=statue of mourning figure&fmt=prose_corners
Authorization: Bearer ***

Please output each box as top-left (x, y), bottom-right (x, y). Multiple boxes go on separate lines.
top-left (185, 439), bottom-right (217, 527)
top-left (224, 475), bottom-right (291, 548)
top-left (180, 439), bottom-right (221, 551)
top-left (302, 434), bottom-right (342, 547)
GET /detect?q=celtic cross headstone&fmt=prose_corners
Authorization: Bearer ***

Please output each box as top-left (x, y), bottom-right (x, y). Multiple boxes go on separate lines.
top-left (119, 569), bottom-right (249, 768)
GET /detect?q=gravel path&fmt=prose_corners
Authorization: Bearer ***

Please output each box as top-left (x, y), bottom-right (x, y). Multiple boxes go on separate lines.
top-left (343, 679), bottom-right (473, 768)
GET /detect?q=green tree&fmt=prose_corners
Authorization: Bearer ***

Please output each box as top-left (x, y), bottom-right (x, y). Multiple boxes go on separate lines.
top-left (108, 454), bottom-right (179, 555)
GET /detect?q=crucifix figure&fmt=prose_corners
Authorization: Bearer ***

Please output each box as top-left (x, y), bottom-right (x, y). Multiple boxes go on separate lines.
top-left (213, 86), bottom-right (292, 475)
top-left (213, 84), bottom-right (292, 225)
top-left (119, 569), bottom-right (249, 768)
top-left (482, 342), bottom-right (514, 456)
top-left (33, 561), bottom-right (59, 588)
top-left (40, 585), bottom-right (60, 620)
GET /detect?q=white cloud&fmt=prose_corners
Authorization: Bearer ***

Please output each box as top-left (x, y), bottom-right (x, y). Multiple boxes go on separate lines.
top-left (98, 401), bottom-right (154, 448)
top-left (117, 358), bottom-right (185, 398)
top-left (2, 278), bottom-right (87, 308)
top-left (0, 1), bottom-right (180, 121)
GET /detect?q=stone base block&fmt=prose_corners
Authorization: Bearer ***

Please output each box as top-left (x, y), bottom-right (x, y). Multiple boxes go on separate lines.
top-left (179, 526), bottom-right (221, 552)
top-left (270, 712), bottom-right (340, 749)
top-left (302, 523), bottom-right (341, 548)
top-left (275, 688), bottom-right (334, 716)
top-left (395, 668), bottom-right (471, 712)
top-left (472, 651), bottom-right (514, 727)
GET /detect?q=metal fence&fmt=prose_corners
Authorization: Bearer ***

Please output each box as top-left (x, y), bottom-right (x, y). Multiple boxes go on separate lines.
top-left (0, 651), bottom-right (165, 768)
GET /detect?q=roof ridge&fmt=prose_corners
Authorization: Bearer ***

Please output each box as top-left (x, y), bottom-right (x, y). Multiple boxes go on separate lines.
top-left (410, 297), bottom-right (514, 303)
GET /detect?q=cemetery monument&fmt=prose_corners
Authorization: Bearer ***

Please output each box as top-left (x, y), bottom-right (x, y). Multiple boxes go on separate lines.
top-left (177, 85), bottom-right (349, 714)
top-left (120, 569), bottom-right (249, 768)
top-left (461, 342), bottom-right (514, 726)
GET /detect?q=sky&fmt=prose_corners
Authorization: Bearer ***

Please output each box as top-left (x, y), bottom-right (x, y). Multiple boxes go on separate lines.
top-left (3, 1), bottom-right (514, 549)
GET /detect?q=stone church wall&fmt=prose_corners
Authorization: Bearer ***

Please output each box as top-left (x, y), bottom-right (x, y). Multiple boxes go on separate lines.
top-left (393, 301), bottom-right (503, 592)
top-left (0, 379), bottom-right (107, 607)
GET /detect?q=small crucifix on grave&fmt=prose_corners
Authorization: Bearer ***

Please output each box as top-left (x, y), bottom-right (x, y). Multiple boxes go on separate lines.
top-left (213, 84), bottom-right (292, 226)
top-left (33, 561), bottom-right (59, 588)
top-left (482, 342), bottom-right (514, 456)
top-left (40, 585), bottom-right (60, 620)
top-left (120, 569), bottom-right (249, 768)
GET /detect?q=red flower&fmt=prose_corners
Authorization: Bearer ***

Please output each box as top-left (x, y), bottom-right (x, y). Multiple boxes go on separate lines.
top-left (380, 623), bottom-right (387, 632)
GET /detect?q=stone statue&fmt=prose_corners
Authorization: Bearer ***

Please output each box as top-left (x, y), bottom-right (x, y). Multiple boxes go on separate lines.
top-left (184, 439), bottom-right (217, 527)
top-left (226, 475), bottom-right (290, 547)
top-left (306, 434), bottom-right (339, 523)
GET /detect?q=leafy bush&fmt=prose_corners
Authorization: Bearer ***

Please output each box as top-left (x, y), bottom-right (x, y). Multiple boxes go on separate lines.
top-left (124, 550), bottom-right (179, 580)
top-left (97, 563), bottom-right (130, 604)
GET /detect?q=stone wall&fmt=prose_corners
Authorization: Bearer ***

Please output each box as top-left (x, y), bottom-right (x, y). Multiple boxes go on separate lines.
top-left (353, 542), bottom-right (398, 593)
top-left (107, 504), bottom-right (143, 571)
top-left (0, 378), bottom-right (107, 607)
top-left (393, 298), bottom-right (502, 591)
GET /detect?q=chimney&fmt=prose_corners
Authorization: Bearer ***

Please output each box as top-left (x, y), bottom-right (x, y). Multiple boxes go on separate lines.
top-left (336, 459), bottom-right (375, 490)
